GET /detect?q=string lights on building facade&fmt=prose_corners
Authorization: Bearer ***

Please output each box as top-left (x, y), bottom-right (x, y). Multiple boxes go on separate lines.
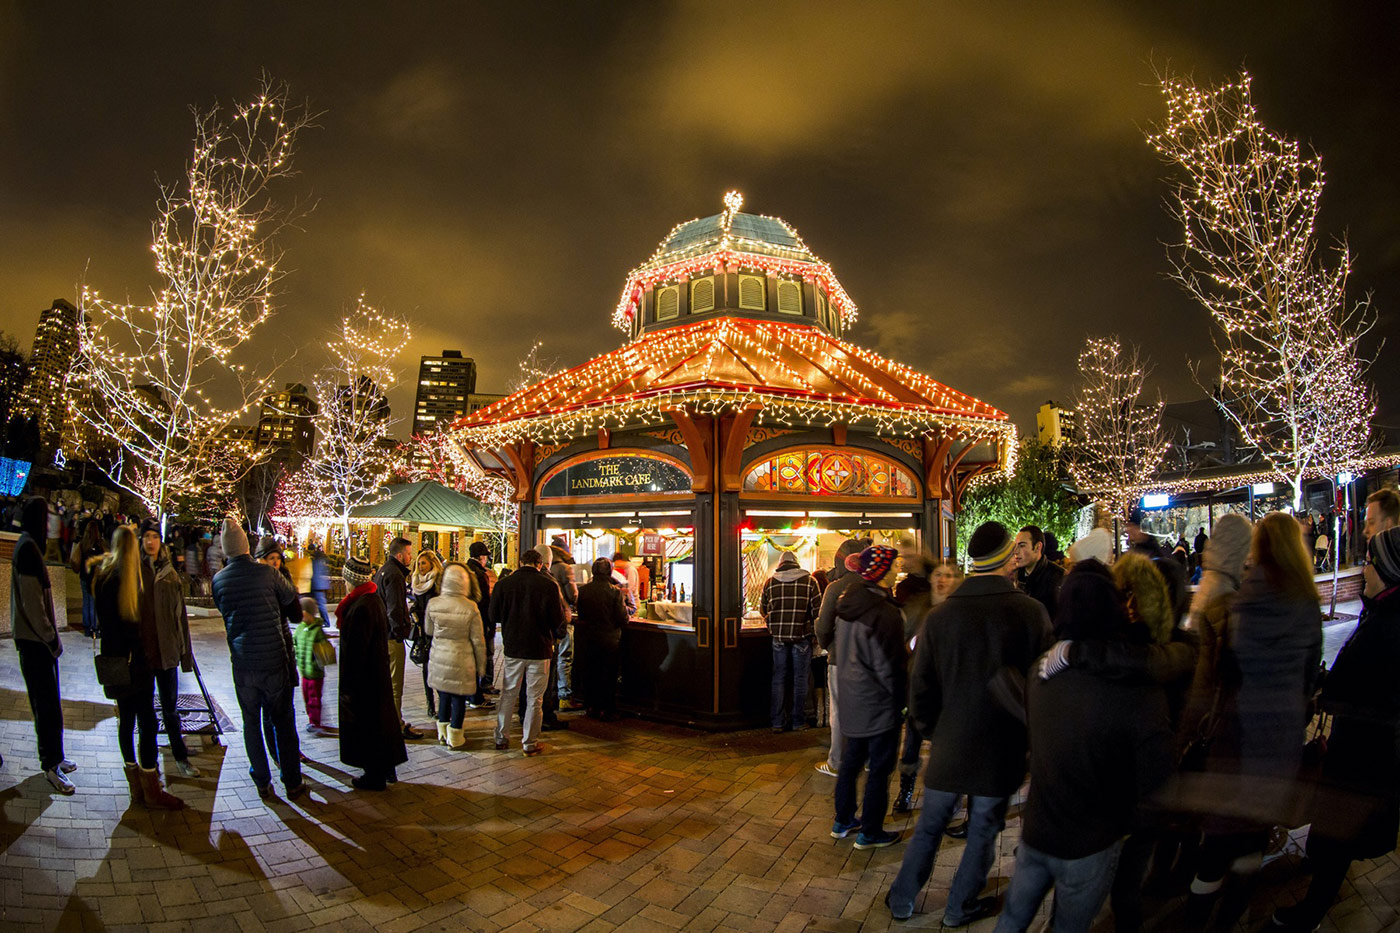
top-left (68, 78), bottom-right (312, 524)
top-left (1148, 69), bottom-right (1378, 510)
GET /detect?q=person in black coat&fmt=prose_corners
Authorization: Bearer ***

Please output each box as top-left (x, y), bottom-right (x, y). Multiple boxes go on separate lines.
top-left (998, 560), bottom-right (1176, 933)
top-left (466, 541), bottom-right (496, 704)
top-left (886, 522), bottom-right (1051, 926)
top-left (490, 549), bottom-right (567, 755)
top-left (573, 558), bottom-right (629, 720)
top-left (1012, 524), bottom-right (1065, 621)
top-left (1271, 527), bottom-right (1400, 932)
top-left (337, 556), bottom-right (408, 791)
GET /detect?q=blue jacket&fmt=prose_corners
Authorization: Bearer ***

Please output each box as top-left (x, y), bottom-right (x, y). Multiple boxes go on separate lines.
top-left (213, 554), bottom-right (299, 673)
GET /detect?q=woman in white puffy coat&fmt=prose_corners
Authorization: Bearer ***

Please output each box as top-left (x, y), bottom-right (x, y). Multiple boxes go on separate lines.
top-left (425, 563), bottom-right (487, 749)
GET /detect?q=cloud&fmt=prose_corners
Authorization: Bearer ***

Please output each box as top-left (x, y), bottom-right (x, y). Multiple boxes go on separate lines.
top-left (365, 61), bottom-right (465, 145)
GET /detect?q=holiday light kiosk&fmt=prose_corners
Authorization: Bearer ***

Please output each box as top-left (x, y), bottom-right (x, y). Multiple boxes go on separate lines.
top-left (453, 193), bottom-right (1015, 728)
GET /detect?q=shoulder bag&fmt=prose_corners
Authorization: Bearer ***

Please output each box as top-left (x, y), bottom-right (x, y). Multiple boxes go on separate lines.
top-left (94, 653), bottom-right (132, 699)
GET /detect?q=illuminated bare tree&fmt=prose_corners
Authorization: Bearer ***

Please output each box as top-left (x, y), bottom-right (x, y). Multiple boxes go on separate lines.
top-left (298, 297), bottom-right (411, 543)
top-left (68, 77), bottom-right (314, 525)
top-left (402, 428), bottom-right (516, 558)
top-left (1148, 70), bottom-right (1378, 509)
top-left (1067, 336), bottom-right (1169, 519)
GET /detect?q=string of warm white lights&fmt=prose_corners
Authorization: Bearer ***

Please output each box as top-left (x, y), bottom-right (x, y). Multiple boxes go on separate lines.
top-left (454, 318), bottom-right (1014, 471)
top-left (397, 428), bottom-right (516, 534)
top-left (1067, 336), bottom-right (1170, 519)
top-left (279, 296), bottom-right (411, 541)
top-left (1148, 69), bottom-right (1378, 510)
top-left (611, 192), bottom-right (859, 331)
top-left (67, 78), bottom-right (312, 524)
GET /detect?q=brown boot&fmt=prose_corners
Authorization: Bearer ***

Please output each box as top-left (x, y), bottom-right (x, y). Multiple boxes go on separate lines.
top-left (123, 763), bottom-right (143, 805)
top-left (138, 767), bottom-right (185, 810)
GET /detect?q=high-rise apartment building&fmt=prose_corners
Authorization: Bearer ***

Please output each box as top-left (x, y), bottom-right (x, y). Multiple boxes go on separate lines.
top-left (19, 298), bottom-right (79, 443)
top-left (255, 382), bottom-right (317, 467)
top-left (1037, 400), bottom-right (1079, 448)
top-left (412, 350), bottom-right (477, 438)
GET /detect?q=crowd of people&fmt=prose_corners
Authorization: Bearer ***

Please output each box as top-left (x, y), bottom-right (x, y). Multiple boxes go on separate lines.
top-left (9, 486), bottom-right (1400, 930)
top-left (774, 486), bottom-right (1400, 932)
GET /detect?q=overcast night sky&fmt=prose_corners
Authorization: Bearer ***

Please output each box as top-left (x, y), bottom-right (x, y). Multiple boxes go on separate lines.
top-left (2, 2), bottom-right (1397, 437)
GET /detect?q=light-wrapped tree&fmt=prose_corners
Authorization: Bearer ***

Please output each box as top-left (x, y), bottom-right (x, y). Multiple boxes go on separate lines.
top-left (297, 297), bottom-right (411, 543)
top-left (68, 78), bottom-right (313, 526)
top-left (1067, 336), bottom-right (1169, 520)
top-left (1148, 70), bottom-right (1378, 509)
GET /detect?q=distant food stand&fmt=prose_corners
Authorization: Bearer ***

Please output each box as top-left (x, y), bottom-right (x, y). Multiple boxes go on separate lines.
top-left (454, 194), bottom-right (1013, 728)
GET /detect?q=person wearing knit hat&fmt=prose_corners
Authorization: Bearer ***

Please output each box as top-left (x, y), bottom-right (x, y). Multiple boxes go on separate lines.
top-left (829, 541), bottom-right (907, 851)
top-left (1067, 527), bottom-right (1113, 567)
top-left (335, 552), bottom-right (408, 790)
top-left (209, 515), bottom-right (306, 801)
top-left (814, 537), bottom-right (872, 778)
top-left (885, 521), bottom-right (1052, 924)
top-left (463, 542), bottom-right (497, 705)
top-left (1270, 524), bottom-right (1400, 932)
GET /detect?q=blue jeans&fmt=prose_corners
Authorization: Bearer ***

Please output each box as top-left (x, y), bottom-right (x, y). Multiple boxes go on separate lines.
top-left (557, 624), bottom-right (573, 699)
top-left (312, 590), bottom-right (331, 627)
top-left (770, 638), bottom-right (812, 729)
top-left (80, 577), bottom-right (96, 636)
top-left (993, 839), bottom-right (1124, 933)
top-left (834, 726), bottom-right (900, 834)
top-left (232, 667), bottom-right (301, 790)
top-left (438, 691), bottom-right (467, 729)
top-left (888, 790), bottom-right (1010, 924)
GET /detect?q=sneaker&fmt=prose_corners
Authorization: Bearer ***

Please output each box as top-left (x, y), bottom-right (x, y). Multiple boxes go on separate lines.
top-left (830, 819), bottom-right (862, 839)
top-left (854, 830), bottom-right (901, 850)
top-left (44, 768), bottom-right (76, 795)
top-left (57, 759), bottom-right (78, 774)
top-left (814, 762), bottom-right (838, 777)
top-left (175, 759), bottom-right (202, 778)
top-left (942, 896), bottom-right (1000, 928)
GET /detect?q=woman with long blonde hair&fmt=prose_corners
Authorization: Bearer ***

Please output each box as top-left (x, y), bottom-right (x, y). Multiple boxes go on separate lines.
top-left (96, 525), bottom-right (184, 810)
top-left (1189, 511), bottom-right (1322, 922)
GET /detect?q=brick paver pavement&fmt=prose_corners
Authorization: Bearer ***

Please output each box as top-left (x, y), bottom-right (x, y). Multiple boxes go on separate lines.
top-left (2, 613), bottom-right (1396, 932)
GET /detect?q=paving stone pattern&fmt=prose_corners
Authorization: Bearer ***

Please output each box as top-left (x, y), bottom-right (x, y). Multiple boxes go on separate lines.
top-left (1, 614), bottom-right (1396, 932)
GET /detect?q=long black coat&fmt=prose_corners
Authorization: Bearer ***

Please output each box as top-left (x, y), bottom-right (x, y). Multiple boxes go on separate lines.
top-left (337, 582), bottom-right (407, 772)
top-left (1309, 585), bottom-right (1400, 859)
top-left (911, 573), bottom-right (1052, 797)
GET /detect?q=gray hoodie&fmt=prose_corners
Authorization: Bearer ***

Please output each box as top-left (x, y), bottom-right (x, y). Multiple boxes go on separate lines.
top-left (815, 537), bottom-right (872, 660)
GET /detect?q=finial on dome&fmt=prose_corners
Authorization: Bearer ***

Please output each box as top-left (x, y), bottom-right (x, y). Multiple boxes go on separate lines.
top-left (723, 190), bottom-right (743, 220)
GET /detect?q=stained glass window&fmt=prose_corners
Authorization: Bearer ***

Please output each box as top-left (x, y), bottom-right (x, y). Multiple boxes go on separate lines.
top-left (741, 449), bottom-right (918, 498)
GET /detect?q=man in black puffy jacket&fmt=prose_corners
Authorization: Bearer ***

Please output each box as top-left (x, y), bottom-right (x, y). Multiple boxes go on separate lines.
top-left (212, 519), bottom-right (305, 799)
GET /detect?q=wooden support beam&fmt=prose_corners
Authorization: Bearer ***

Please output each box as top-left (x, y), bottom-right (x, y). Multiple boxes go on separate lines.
top-left (666, 407), bottom-right (713, 493)
top-left (832, 423), bottom-right (847, 447)
top-left (719, 403), bottom-right (762, 491)
top-left (954, 462), bottom-right (996, 510)
top-left (597, 428), bottom-right (611, 450)
top-left (923, 433), bottom-right (957, 501)
top-left (944, 437), bottom-right (982, 499)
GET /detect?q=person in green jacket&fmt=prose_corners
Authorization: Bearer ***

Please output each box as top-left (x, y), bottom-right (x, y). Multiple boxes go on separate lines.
top-left (293, 597), bottom-right (335, 737)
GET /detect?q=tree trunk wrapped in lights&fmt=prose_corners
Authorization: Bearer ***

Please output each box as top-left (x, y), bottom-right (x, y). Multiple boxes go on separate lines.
top-left (1148, 69), bottom-right (1378, 510)
top-left (294, 297), bottom-right (411, 545)
top-left (1067, 336), bottom-right (1169, 520)
top-left (68, 77), bottom-right (314, 526)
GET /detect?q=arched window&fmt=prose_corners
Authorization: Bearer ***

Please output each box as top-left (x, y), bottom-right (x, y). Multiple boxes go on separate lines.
top-left (738, 274), bottom-right (766, 311)
top-left (743, 449), bottom-right (918, 498)
top-left (777, 280), bottom-right (802, 315)
top-left (690, 277), bottom-right (715, 313)
top-left (656, 285), bottom-right (680, 321)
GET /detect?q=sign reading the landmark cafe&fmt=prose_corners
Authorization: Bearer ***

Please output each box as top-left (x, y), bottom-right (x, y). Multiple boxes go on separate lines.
top-left (540, 454), bottom-right (692, 499)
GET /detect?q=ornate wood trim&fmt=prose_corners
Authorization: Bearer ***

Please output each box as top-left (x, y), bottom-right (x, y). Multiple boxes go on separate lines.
top-left (720, 403), bottom-right (762, 491)
top-left (832, 423), bottom-right (847, 447)
top-left (666, 408), bottom-right (713, 493)
top-left (923, 434), bottom-right (957, 501)
top-left (954, 462), bottom-right (996, 509)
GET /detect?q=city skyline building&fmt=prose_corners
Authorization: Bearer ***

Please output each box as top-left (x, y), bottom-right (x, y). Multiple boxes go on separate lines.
top-left (18, 298), bottom-right (78, 445)
top-left (255, 381), bottom-right (317, 468)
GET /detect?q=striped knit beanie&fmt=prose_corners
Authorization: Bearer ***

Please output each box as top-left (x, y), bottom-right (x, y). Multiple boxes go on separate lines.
top-left (342, 556), bottom-right (373, 587)
top-left (968, 521), bottom-right (1015, 573)
top-left (855, 545), bottom-right (898, 582)
top-left (1369, 527), bottom-right (1400, 588)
